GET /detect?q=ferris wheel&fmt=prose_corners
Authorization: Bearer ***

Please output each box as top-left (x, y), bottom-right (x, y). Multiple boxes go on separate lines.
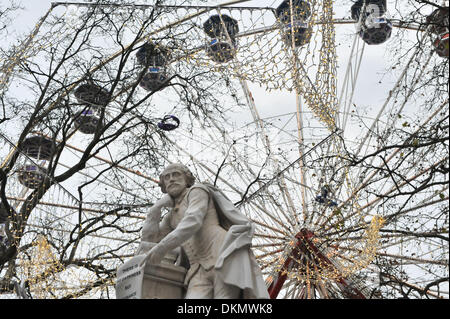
top-left (0, 0), bottom-right (448, 299)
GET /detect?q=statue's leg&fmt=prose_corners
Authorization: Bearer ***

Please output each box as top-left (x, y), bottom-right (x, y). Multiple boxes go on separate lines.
top-left (213, 273), bottom-right (241, 299)
top-left (185, 266), bottom-right (214, 299)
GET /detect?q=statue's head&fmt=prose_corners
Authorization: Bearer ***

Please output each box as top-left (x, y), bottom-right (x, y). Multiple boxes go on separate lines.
top-left (158, 163), bottom-right (196, 196)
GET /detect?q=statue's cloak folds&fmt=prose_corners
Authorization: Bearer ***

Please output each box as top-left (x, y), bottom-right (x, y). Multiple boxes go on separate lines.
top-left (196, 183), bottom-right (269, 299)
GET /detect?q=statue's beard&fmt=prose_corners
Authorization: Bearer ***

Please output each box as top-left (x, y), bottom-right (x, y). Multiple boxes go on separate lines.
top-left (167, 183), bottom-right (186, 198)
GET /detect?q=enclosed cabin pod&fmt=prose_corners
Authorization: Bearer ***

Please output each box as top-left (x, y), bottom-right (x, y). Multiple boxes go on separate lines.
top-left (74, 83), bottom-right (110, 107)
top-left (73, 109), bottom-right (102, 134)
top-left (275, 0), bottom-right (313, 47)
top-left (425, 7), bottom-right (449, 57)
top-left (351, 0), bottom-right (392, 45)
top-left (21, 135), bottom-right (55, 161)
top-left (73, 84), bottom-right (109, 134)
top-left (136, 42), bottom-right (171, 92)
top-left (18, 164), bottom-right (48, 189)
top-left (203, 14), bottom-right (239, 63)
top-left (18, 134), bottom-right (54, 189)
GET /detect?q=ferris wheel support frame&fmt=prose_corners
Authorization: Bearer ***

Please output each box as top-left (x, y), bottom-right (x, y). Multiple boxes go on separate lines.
top-left (352, 49), bottom-right (433, 192)
top-left (313, 11), bottom-right (434, 227)
top-left (210, 9), bottom-right (304, 227)
top-left (286, 0), bottom-right (315, 224)
top-left (352, 31), bottom-right (429, 159)
top-left (267, 228), bottom-right (367, 299)
top-left (318, 98), bottom-right (448, 232)
top-left (27, 0), bottom-right (256, 134)
top-left (337, 34), bottom-right (366, 132)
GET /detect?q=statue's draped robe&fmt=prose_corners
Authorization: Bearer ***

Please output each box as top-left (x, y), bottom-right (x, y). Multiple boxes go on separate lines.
top-left (156, 183), bottom-right (269, 299)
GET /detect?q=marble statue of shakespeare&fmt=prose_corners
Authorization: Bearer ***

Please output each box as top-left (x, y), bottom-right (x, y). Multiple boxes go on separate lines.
top-left (137, 163), bottom-right (269, 299)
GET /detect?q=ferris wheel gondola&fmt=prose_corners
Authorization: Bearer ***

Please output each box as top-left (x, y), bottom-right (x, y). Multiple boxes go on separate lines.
top-left (73, 83), bottom-right (109, 134)
top-left (275, 0), bottom-right (313, 47)
top-left (73, 109), bottom-right (103, 135)
top-left (203, 14), bottom-right (239, 63)
top-left (74, 83), bottom-right (110, 107)
top-left (351, 0), bottom-right (393, 45)
top-left (20, 135), bottom-right (55, 161)
top-left (17, 164), bottom-right (48, 189)
top-left (136, 42), bottom-right (172, 91)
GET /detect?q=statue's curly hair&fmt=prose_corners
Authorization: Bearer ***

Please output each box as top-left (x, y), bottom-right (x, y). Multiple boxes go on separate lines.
top-left (158, 163), bottom-right (196, 193)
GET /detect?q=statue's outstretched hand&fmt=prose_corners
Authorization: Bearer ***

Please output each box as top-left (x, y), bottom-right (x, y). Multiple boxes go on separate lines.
top-left (139, 243), bottom-right (166, 267)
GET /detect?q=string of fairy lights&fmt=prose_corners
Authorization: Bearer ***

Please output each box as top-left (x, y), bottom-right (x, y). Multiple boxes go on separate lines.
top-left (264, 215), bottom-right (384, 282)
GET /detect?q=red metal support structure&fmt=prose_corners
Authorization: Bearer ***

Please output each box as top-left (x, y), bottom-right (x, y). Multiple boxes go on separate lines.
top-left (267, 228), bottom-right (367, 299)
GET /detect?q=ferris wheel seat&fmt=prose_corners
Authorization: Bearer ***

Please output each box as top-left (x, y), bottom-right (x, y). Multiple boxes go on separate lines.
top-left (74, 83), bottom-right (110, 106)
top-left (147, 67), bottom-right (162, 73)
top-left (363, 14), bottom-right (391, 29)
top-left (21, 135), bottom-right (55, 161)
top-left (18, 164), bottom-right (47, 189)
top-left (74, 109), bottom-right (102, 134)
top-left (139, 70), bottom-right (170, 92)
top-left (158, 115), bottom-right (180, 131)
top-left (373, 17), bottom-right (387, 24)
top-left (206, 40), bottom-right (237, 63)
top-left (136, 42), bottom-right (171, 68)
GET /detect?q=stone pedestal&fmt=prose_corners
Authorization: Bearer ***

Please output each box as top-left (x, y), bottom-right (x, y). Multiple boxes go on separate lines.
top-left (142, 250), bottom-right (187, 299)
top-left (115, 242), bottom-right (187, 299)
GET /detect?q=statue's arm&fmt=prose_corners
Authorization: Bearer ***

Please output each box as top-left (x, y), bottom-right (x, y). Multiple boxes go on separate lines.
top-left (141, 212), bottom-right (172, 243)
top-left (157, 188), bottom-right (209, 252)
top-left (141, 195), bottom-right (173, 243)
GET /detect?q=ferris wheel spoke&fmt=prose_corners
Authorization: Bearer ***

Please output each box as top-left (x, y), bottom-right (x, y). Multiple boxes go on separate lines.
top-left (26, 219), bottom-right (141, 244)
top-left (163, 136), bottom-right (244, 194)
top-left (318, 103), bottom-right (448, 232)
top-left (333, 245), bottom-right (447, 267)
top-left (280, 3), bottom-right (339, 221)
top-left (215, 15), bottom-right (305, 225)
top-left (320, 161), bottom-right (445, 233)
top-left (357, 158), bottom-right (447, 211)
top-left (190, 107), bottom-right (290, 208)
top-left (338, 34), bottom-right (366, 131)
top-left (281, 278), bottom-right (301, 299)
top-left (352, 34), bottom-right (429, 160)
top-left (352, 54), bottom-right (434, 188)
top-left (330, 61), bottom-right (440, 225)
top-left (247, 200), bottom-right (296, 234)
